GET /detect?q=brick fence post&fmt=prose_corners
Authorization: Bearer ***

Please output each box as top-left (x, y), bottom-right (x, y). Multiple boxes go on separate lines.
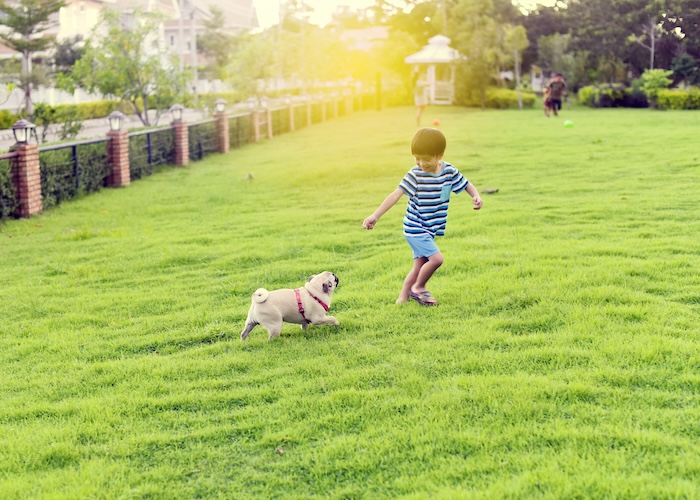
top-left (306, 98), bottom-right (312, 127)
top-left (106, 130), bottom-right (130, 187)
top-left (10, 143), bottom-right (42, 218)
top-left (173, 120), bottom-right (189, 166)
top-left (265, 107), bottom-right (273, 139)
top-left (215, 112), bottom-right (229, 154)
top-left (252, 109), bottom-right (260, 143)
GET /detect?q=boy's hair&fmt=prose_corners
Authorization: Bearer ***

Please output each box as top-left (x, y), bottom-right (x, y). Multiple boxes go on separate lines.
top-left (411, 128), bottom-right (446, 156)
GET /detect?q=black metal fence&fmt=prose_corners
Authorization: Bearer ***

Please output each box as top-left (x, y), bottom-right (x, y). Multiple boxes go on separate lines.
top-left (39, 139), bottom-right (109, 210)
top-left (0, 153), bottom-right (17, 219)
top-left (129, 127), bottom-right (175, 180)
top-left (1, 93), bottom-right (379, 220)
top-left (188, 120), bottom-right (218, 162)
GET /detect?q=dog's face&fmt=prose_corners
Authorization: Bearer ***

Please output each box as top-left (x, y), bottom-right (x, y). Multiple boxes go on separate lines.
top-left (306, 271), bottom-right (339, 296)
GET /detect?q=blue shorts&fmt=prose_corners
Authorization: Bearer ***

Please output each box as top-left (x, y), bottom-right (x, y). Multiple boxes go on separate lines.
top-left (405, 234), bottom-right (440, 259)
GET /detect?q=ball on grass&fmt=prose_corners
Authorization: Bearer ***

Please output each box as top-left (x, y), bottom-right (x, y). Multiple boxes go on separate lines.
top-left (564, 120), bottom-right (574, 128)
top-left (432, 119), bottom-right (440, 126)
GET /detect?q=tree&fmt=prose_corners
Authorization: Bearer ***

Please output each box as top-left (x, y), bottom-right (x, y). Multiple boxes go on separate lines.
top-left (58, 8), bottom-right (192, 126)
top-left (0, 0), bottom-right (66, 116)
top-left (504, 25), bottom-right (529, 108)
top-left (197, 6), bottom-right (235, 80)
top-left (52, 35), bottom-right (84, 73)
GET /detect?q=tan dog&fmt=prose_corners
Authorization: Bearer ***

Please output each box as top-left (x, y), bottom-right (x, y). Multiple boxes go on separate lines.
top-left (240, 271), bottom-right (340, 341)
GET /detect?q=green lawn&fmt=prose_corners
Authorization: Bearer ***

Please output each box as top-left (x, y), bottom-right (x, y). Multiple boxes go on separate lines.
top-left (1, 105), bottom-right (699, 498)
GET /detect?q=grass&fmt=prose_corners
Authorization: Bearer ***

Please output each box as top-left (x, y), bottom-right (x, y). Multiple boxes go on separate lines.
top-left (1, 104), bottom-right (700, 498)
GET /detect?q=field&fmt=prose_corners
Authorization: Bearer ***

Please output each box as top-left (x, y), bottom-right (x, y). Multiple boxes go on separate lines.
top-left (1, 105), bottom-right (700, 498)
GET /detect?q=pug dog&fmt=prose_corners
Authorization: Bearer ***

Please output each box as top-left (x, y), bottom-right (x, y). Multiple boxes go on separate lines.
top-left (240, 271), bottom-right (340, 341)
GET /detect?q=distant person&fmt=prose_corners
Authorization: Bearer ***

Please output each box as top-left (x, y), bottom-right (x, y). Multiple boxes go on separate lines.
top-left (413, 76), bottom-right (428, 127)
top-left (546, 73), bottom-right (567, 116)
top-left (362, 127), bottom-right (483, 306)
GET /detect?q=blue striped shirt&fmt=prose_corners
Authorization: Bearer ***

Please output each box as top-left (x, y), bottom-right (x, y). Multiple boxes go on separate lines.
top-left (398, 161), bottom-right (469, 237)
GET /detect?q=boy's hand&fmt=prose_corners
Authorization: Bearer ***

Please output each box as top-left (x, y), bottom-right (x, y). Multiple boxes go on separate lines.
top-left (363, 216), bottom-right (378, 229)
top-left (472, 196), bottom-right (483, 210)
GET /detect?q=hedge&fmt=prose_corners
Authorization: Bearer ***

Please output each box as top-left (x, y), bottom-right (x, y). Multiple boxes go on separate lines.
top-left (656, 88), bottom-right (700, 110)
top-left (457, 87), bottom-right (536, 109)
top-left (577, 84), bottom-right (648, 108)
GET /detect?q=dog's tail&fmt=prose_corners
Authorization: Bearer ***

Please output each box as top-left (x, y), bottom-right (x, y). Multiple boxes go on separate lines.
top-left (252, 288), bottom-right (269, 303)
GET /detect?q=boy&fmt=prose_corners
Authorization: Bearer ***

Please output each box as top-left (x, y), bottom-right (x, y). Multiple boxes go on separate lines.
top-left (362, 128), bottom-right (483, 306)
top-left (543, 87), bottom-right (552, 117)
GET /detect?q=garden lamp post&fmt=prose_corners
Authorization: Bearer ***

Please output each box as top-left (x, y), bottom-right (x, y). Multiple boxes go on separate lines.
top-left (170, 104), bottom-right (184, 122)
top-left (11, 119), bottom-right (36, 144)
top-left (107, 111), bottom-right (124, 132)
top-left (214, 98), bottom-right (226, 114)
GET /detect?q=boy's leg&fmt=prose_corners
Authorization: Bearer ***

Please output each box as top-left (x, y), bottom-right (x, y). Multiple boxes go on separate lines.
top-left (397, 257), bottom-right (427, 303)
top-left (411, 252), bottom-right (444, 294)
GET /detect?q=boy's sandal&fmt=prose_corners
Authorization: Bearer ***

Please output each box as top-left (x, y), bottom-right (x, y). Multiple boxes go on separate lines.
top-left (409, 290), bottom-right (438, 306)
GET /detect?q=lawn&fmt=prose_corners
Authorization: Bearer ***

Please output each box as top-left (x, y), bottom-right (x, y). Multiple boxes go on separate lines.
top-left (1, 104), bottom-right (699, 498)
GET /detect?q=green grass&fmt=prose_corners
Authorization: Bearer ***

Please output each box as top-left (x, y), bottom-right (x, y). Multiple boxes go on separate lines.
top-left (2, 105), bottom-right (700, 498)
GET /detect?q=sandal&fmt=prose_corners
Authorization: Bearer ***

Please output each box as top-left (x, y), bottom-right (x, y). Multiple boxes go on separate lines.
top-left (409, 290), bottom-right (438, 306)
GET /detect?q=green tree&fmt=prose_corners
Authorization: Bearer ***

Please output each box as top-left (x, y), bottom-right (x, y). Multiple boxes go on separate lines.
top-left (58, 8), bottom-right (191, 126)
top-left (640, 68), bottom-right (672, 107)
top-left (0, 0), bottom-right (66, 116)
top-left (197, 6), bottom-right (235, 80)
top-left (504, 25), bottom-right (529, 108)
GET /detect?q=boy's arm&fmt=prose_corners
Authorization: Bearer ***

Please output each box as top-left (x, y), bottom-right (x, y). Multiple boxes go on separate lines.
top-left (363, 188), bottom-right (404, 229)
top-left (466, 183), bottom-right (483, 210)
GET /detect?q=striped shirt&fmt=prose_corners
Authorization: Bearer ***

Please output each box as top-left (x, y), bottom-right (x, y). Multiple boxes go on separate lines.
top-left (398, 161), bottom-right (469, 237)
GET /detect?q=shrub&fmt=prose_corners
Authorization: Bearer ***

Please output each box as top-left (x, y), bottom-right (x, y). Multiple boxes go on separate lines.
top-left (656, 87), bottom-right (700, 110)
top-left (457, 87), bottom-right (535, 109)
top-left (640, 69), bottom-right (673, 107)
top-left (0, 109), bottom-right (20, 130)
top-left (0, 158), bottom-right (17, 220)
top-left (578, 84), bottom-right (649, 108)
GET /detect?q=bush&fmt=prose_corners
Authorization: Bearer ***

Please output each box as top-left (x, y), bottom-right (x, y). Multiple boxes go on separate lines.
top-left (457, 87), bottom-right (536, 109)
top-left (577, 84), bottom-right (649, 108)
top-left (656, 87), bottom-right (700, 110)
top-left (0, 159), bottom-right (17, 220)
top-left (0, 109), bottom-right (20, 130)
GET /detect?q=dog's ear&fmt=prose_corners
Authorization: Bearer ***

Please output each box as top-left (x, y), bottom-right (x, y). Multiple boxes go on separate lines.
top-left (307, 275), bottom-right (315, 282)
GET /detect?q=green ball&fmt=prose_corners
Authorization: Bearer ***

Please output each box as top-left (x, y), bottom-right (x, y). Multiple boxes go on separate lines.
top-left (564, 120), bottom-right (574, 128)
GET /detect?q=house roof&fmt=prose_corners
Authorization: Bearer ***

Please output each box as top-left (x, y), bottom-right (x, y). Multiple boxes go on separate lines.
top-left (404, 35), bottom-right (462, 64)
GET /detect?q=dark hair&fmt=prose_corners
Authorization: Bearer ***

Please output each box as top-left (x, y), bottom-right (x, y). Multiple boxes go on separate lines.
top-left (411, 127), bottom-right (446, 156)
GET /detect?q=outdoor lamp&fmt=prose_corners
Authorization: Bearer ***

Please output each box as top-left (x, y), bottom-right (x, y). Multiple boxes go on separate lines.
top-left (107, 111), bottom-right (124, 132)
top-left (214, 98), bottom-right (226, 114)
top-left (260, 95), bottom-right (269, 109)
top-left (169, 104), bottom-right (184, 122)
top-left (247, 97), bottom-right (258, 111)
top-left (11, 119), bottom-right (35, 144)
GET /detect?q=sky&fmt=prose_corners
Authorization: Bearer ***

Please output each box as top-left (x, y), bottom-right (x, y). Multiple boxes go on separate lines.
top-left (253, 0), bottom-right (554, 29)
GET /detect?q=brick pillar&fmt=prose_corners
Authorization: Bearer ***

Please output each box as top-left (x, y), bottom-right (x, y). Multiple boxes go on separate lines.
top-left (266, 108), bottom-right (273, 139)
top-left (10, 143), bottom-right (42, 218)
top-left (106, 130), bottom-right (130, 187)
top-left (215, 113), bottom-right (229, 154)
top-left (252, 110), bottom-right (260, 142)
top-left (173, 120), bottom-right (189, 165)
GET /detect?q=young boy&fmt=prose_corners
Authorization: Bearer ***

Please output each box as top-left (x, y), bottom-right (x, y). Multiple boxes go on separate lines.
top-left (362, 128), bottom-right (483, 306)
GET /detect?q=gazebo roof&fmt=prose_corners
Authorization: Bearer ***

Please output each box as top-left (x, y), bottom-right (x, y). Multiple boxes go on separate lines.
top-left (404, 35), bottom-right (462, 64)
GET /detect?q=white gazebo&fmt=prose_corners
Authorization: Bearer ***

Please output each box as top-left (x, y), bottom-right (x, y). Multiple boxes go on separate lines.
top-left (404, 35), bottom-right (463, 105)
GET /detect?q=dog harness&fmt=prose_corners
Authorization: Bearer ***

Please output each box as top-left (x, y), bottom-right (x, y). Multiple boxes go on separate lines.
top-left (294, 288), bottom-right (329, 324)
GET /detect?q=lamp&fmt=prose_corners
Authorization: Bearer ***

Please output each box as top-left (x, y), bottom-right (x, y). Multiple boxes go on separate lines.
top-left (107, 111), bottom-right (124, 132)
top-left (11, 119), bottom-right (35, 144)
top-left (169, 104), bottom-right (184, 122)
top-left (260, 95), bottom-right (269, 109)
top-left (247, 97), bottom-right (258, 111)
top-left (214, 98), bottom-right (226, 114)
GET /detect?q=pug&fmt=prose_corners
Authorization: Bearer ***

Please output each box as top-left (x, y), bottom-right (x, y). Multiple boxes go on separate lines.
top-left (240, 271), bottom-right (340, 341)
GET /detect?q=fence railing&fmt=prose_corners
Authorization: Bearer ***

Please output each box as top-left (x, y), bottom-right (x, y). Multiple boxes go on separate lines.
top-left (1, 92), bottom-right (379, 221)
